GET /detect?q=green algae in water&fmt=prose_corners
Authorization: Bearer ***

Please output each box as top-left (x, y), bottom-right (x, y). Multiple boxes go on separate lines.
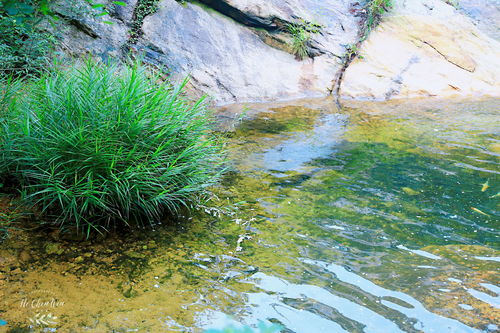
top-left (214, 99), bottom-right (499, 331)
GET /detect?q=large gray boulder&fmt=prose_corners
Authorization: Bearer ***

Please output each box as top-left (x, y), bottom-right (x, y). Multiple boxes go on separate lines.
top-left (139, 0), bottom-right (360, 104)
top-left (139, 0), bottom-right (361, 104)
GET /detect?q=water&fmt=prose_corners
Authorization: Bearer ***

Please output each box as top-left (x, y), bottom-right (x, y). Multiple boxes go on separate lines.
top-left (0, 98), bottom-right (498, 332)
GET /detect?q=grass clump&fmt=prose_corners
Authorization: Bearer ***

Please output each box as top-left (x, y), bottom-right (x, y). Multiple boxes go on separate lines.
top-left (0, 198), bottom-right (24, 241)
top-left (287, 23), bottom-right (310, 60)
top-left (0, 210), bottom-right (13, 241)
top-left (0, 59), bottom-right (225, 236)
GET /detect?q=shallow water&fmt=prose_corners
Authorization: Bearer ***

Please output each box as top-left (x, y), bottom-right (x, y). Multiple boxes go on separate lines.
top-left (1, 98), bottom-right (499, 332)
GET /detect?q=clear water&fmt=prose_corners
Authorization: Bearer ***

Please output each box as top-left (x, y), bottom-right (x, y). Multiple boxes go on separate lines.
top-left (1, 98), bottom-right (498, 332)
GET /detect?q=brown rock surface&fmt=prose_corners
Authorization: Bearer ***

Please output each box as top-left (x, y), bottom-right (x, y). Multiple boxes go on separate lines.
top-left (340, 0), bottom-right (500, 100)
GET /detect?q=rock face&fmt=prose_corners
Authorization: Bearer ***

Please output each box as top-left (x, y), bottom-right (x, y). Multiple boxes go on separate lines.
top-left (53, 0), bottom-right (500, 103)
top-left (139, 0), bottom-right (361, 104)
top-left (52, 0), bottom-right (129, 58)
top-left (458, 0), bottom-right (500, 41)
top-left (52, 0), bottom-right (361, 105)
top-left (340, 0), bottom-right (500, 100)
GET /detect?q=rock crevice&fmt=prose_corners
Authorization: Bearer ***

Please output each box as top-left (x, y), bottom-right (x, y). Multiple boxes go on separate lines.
top-left (418, 39), bottom-right (476, 73)
top-left (55, 12), bottom-right (101, 39)
top-left (195, 0), bottom-right (286, 31)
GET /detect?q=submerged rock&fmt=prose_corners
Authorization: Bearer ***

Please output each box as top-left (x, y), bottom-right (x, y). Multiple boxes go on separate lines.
top-left (17, 250), bottom-right (32, 263)
top-left (44, 242), bottom-right (64, 255)
top-left (340, 0), bottom-right (500, 100)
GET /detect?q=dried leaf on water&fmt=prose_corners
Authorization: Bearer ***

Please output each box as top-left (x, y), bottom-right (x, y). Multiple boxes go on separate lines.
top-left (402, 187), bottom-right (419, 196)
top-left (471, 207), bottom-right (490, 217)
top-left (481, 180), bottom-right (489, 192)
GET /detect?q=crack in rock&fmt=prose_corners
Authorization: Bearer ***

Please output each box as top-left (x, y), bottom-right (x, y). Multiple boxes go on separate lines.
top-left (419, 39), bottom-right (476, 72)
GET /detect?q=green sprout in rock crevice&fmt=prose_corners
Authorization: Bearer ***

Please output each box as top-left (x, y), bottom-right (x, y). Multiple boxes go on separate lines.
top-left (285, 19), bottom-right (323, 60)
top-left (443, 0), bottom-right (459, 9)
top-left (363, 0), bottom-right (393, 38)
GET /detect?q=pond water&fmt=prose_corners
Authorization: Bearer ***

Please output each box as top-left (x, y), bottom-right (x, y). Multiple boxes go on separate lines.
top-left (0, 98), bottom-right (499, 332)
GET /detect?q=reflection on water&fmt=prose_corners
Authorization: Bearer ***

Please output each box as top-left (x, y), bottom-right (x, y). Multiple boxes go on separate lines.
top-left (202, 98), bottom-right (499, 332)
top-left (261, 114), bottom-right (347, 173)
top-left (0, 98), bottom-right (498, 332)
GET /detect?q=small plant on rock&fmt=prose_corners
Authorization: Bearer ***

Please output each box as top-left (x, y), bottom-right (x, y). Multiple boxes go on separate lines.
top-left (285, 19), bottom-right (322, 60)
top-left (443, 0), bottom-right (459, 9)
top-left (130, 0), bottom-right (161, 43)
top-left (364, 0), bottom-right (393, 36)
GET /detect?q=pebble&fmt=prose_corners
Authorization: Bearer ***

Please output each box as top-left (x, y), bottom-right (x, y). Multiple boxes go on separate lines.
top-left (18, 250), bottom-right (31, 262)
top-left (44, 243), bottom-right (64, 255)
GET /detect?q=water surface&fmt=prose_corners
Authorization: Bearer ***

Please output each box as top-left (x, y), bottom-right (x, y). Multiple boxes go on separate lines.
top-left (1, 98), bottom-right (498, 332)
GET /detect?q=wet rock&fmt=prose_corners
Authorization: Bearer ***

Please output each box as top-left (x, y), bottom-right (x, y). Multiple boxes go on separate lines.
top-left (4, 326), bottom-right (31, 333)
top-left (124, 250), bottom-right (146, 259)
top-left (122, 285), bottom-right (138, 298)
top-left (51, 227), bottom-right (87, 242)
top-left (340, 0), bottom-right (500, 100)
top-left (242, 265), bottom-right (259, 274)
top-left (10, 267), bottom-right (22, 274)
top-left (193, 253), bottom-right (214, 263)
top-left (221, 270), bottom-right (242, 281)
top-left (74, 256), bottom-right (84, 263)
top-left (402, 187), bottom-right (420, 196)
top-left (44, 242), bottom-right (64, 255)
top-left (17, 250), bottom-right (32, 263)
